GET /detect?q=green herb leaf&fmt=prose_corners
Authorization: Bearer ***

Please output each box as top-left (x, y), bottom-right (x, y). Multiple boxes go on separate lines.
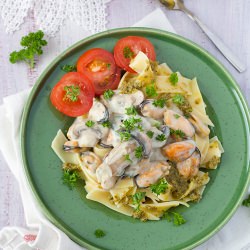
top-left (62, 169), bottom-right (81, 189)
top-left (174, 114), bottom-right (180, 119)
top-left (163, 211), bottom-right (186, 226)
top-left (170, 129), bottom-right (186, 138)
top-left (125, 106), bottom-right (138, 116)
top-left (145, 84), bottom-right (158, 97)
top-left (132, 192), bottom-right (146, 210)
top-left (135, 145), bottom-right (143, 159)
top-left (121, 117), bottom-right (142, 131)
top-left (63, 85), bottom-right (80, 102)
top-left (172, 94), bottom-right (185, 105)
top-left (150, 178), bottom-right (168, 195)
top-left (123, 46), bottom-right (134, 59)
top-left (124, 154), bottom-right (132, 163)
top-left (146, 130), bottom-right (154, 139)
top-left (137, 125), bottom-right (144, 132)
top-left (101, 120), bottom-right (112, 128)
top-left (85, 120), bottom-right (95, 127)
top-left (9, 30), bottom-right (47, 68)
top-left (169, 72), bottom-right (178, 85)
top-left (94, 229), bottom-right (106, 238)
top-left (242, 195), bottom-right (250, 207)
top-left (61, 64), bottom-right (77, 72)
top-left (106, 63), bottom-right (111, 69)
top-left (119, 131), bottom-right (131, 141)
top-left (156, 133), bottom-right (166, 141)
top-left (103, 89), bottom-right (114, 100)
top-left (152, 98), bottom-right (166, 108)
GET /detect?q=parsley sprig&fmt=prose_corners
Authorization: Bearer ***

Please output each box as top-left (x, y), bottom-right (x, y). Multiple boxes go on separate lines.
top-left (63, 85), bottom-right (80, 102)
top-left (132, 192), bottom-right (146, 210)
top-left (119, 131), bottom-right (131, 141)
top-left (101, 120), bottom-right (112, 128)
top-left (163, 211), bottom-right (186, 226)
top-left (85, 120), bottom-right (95, 127)
top-left (123, 46), bottom-right (134, 59)
top-left (9, 30), bottom-right (47, 68)
top-left (145, 84), bottom-right (158, 97)
top-left (169, 72), bottom-right (178, 85)
top-left (152, 98), bottom-right (166, 108)
top-left (146, 130), bottom-right (154, 138)
top-left (125, 106), bottom-right (138, 116)
top-left (172, 94), bottom-right (185, 105)
top-left (121, 117), bottom-right (142, 131)
top-left (103, 89), bottom-right (114, 100)
top-left (124, 154), bottom-right (132, 163)
top-left (62, 169), bottom-right (81, 189)
top-left (150, 178), bottom-right (168, 195)
top-left (156, 133), bottom-right (167, 141)
top-left (170, 129), bottom-right (186, 138)
top-left (94, 229), bottom-right (106, 238)
top-left (242, 195), bottom-right (250, 207)
top-left (135, 146), bottom-right (143, 159)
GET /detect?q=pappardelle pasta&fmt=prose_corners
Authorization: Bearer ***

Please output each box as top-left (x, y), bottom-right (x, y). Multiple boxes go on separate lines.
top-left (51, 37), bottom-right (224, 222)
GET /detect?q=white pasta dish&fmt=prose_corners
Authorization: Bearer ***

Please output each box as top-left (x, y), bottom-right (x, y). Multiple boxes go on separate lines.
top-left (51, 51), bottom-right (224, 222)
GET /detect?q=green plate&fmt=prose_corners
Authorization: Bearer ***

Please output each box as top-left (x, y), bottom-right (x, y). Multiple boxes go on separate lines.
top-left (20, 28), bottom-right (250, 250)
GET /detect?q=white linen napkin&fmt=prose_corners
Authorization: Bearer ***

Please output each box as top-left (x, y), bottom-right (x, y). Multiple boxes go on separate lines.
top-left (0, 8), bottom-right (249, 250)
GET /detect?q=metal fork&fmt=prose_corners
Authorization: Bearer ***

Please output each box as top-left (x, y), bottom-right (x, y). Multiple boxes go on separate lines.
top-left (160, 0), bottom-right (246, 72)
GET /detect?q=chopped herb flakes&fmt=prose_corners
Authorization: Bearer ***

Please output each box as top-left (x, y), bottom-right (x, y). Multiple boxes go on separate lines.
top-left (124, 154), bottom-right (132, 163)
top-left (61, 64), bottom-right (77, 72)
top-left (150, 178), bottom-right (168, 195)
top-left (94, 229), bottom-right (106, 238)
top-left (146, 130), bottom-right (154, 138)
top-left (172, 94), bottom-right (185, 105)
top-left (101, 120), bottom-right (112, 128)
top-left (103, 89), bottom-right (114, 100)
top-left (135, 146), bottom-right (143, 159)
top-left (145, 84), bottom-right (158, 97)
top-left (132, 192), bottom-right (146, 210)
top-left (174, 114), bottom-right (180, 119)
top-left (123, 46), bottom-right (134, 59)
top-left (152, 98), bottom-right (166, 108)
top-left (85, 120), bottom-right (95, 127)
top-left (119, 131), bottom-right (131, 141)
top-left (156, 133), bottom-right (167, 141)
top-left (169, 72), bottom-right (178, 85)
top-left (170, 129), bottom-right (186, 138)
top-left (121, 117), bottom-right (142, 131)
top-left (125, 106), bottom-right (138, 116)
top-left (63, 85), bottom-right (80, 102)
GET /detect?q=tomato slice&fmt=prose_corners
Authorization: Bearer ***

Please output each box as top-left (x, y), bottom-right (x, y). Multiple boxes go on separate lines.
top-left (50, 72), bottom-right (95, 117)
top-left (114, 36), bottom-right (156, 73)
top-left (77, 48), bottom-right (120, 95)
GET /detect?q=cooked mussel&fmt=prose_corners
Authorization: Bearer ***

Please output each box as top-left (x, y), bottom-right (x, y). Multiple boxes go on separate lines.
top-left (139, 99), bottom-right (166, 120)
top-left (88, 99), bottom-right (109, 123)
top-left (79, 151), bottom-right (102, 173)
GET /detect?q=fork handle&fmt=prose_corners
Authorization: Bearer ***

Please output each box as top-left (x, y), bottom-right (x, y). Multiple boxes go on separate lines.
top-left (192, 16), bottom-right (246, 72)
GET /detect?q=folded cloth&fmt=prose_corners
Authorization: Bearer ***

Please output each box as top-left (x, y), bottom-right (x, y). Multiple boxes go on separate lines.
top-left (0, 7), bottom-right (249, 250)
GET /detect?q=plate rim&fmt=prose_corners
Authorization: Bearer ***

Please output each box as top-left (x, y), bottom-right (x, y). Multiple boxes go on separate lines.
top-left (20, 27), bottom-right (250, 250)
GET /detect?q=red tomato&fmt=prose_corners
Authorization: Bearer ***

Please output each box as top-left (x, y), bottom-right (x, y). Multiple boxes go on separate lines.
top-left (50, 72), bottom-right (95, 117)
top-left (77, 48), bottom-right (120, 95)
top-left (114, 36), bottom-right (156, 73)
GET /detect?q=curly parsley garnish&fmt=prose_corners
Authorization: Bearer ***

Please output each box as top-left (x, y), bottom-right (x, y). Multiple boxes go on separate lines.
top-left (85, 120), bottom-right (95, 127)
top-left (119, 131), bottom-right (131, 141)
top-left (123, 46), bottom-right (134, 59)
top-left (170, 129), bottom-right (186, 138)
top-left (9, 30), bottom-right (47, 68)
top-left (145, 84), bottom-right (158, 97)
top-left (150, 178), bottom-right (168, 195)
top-left (152, 98), bottom-right (166, 108)
top-left (146, 130), bottom-right (154, 138)
top-left (101, 120), bottom-right (112, 128)
top-left (124, 154), bottom-right (132, 163)
top-left (121, 117), bottom-right (142, 131)
top-left (169, 72), bottom-right (178, 85)
top-left (62, 169), bottom-right (81, 189)
top-left (125, 106), bottom-right (138, 116)
top-left (156, 133), bottom-right (167, 141)
top-left (132, 192), bottom-right (146, 210)
top-left (135, 145), bottom-right (143, 159)
top-left (61, 64), bottom-right (77, 72)
top-left (63, 85), bottom-right (80, 102)
top-left (172, 94), bottom-right (185, 105)
top-left (103, 89), bottom-right (114, 100)
top-left (163, 211), bottom-right (186, 226)
top-left (94, 229), bottom-right (106, 238)
top-left (242, 195), bottom-right (250, 207)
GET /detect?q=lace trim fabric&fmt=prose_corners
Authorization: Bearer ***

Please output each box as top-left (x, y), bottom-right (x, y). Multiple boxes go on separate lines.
top-left (0, 0), bottom-right (111, 36)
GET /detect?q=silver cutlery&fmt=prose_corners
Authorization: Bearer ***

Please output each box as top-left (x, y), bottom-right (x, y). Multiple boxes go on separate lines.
top-left (160, 0), bottom-right (246, 72)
